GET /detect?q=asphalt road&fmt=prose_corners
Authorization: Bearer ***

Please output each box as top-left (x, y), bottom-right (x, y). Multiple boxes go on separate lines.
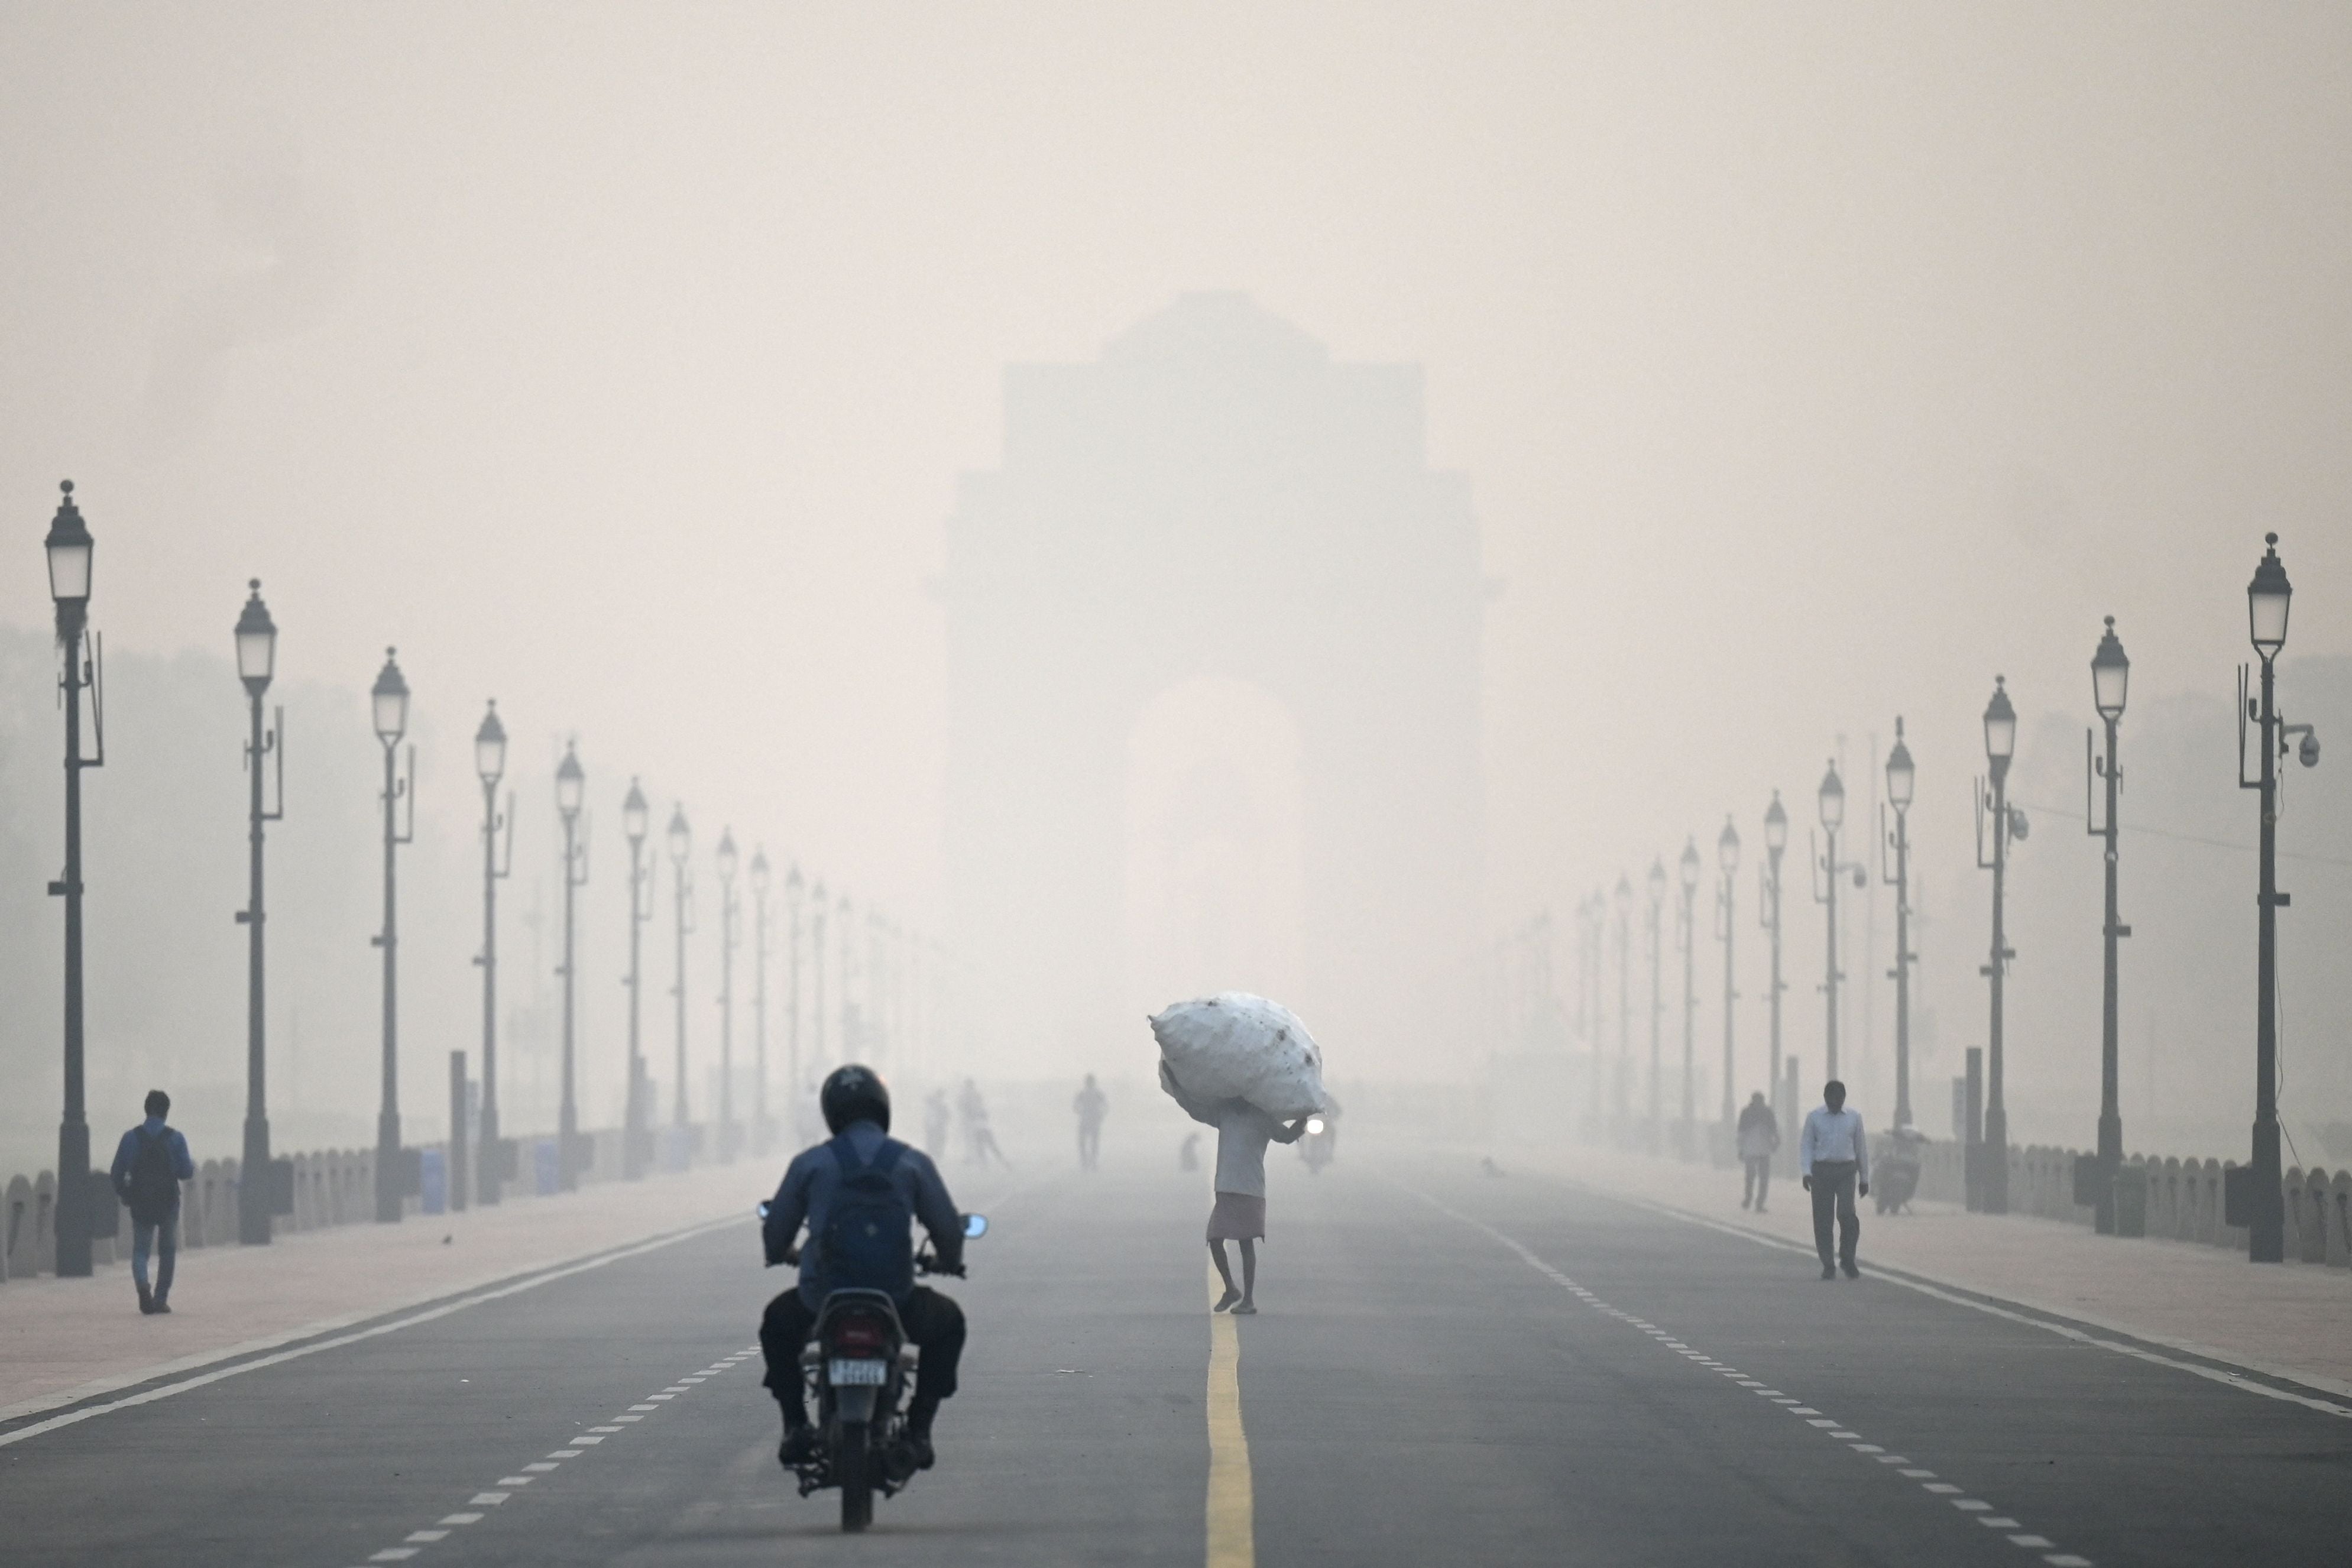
top-left (4, 1147), bottom-right (2349, 1566)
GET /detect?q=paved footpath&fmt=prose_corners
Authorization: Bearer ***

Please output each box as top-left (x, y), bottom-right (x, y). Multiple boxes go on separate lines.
top-left (5, 1148), bottom-right (2350, 1566)
top-left (0, 1162), bottom-right (770, 1424)
top-left (1505, 1138), bottom-right (2352, 1401)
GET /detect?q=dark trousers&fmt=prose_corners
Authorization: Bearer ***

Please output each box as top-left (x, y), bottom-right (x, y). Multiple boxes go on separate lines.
top-left (1742, 1157), bottom-right (1771, 1209)
top-left (1809, 1159), bottom-right (1859, 1271)
top-left (760, 1285), bottom-right (966, 1430)
top-left (132, 1214), bottom-right (177, 1298)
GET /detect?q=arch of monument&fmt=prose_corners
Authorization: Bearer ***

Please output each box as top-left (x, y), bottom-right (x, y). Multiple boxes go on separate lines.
top-left (940, 293), bottom-right (1484, 1082)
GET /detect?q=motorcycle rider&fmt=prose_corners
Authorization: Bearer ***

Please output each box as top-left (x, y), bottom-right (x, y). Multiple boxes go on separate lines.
top-left (761, 1065), bottom-right (967, 1476)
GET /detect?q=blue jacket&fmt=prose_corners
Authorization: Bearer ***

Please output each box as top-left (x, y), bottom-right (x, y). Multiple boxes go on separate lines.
top-left (109, 1118), bottom-right (195, 1211)
top-left (763, 1122), bottom-right (961, 1305)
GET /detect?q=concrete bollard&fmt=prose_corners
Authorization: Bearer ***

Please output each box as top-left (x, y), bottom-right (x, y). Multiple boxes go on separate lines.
top-left (34, 1170), bottom-right (58, 1275)
top-left (2302, 1169), bottom-right (2331, 1264)
top-left (4, 1173), bottom-right (33, 1279)
top-left (2324, 1171), bottom-right (2343, 1269)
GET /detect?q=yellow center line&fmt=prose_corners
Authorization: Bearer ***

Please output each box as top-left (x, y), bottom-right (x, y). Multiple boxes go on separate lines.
top-left (1205, 1261), bottom-right (1255, 1568)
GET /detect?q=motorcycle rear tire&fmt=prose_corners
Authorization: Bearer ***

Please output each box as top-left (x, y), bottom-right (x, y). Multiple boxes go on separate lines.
top-left (837, 1422), bottom-right (873, 1532)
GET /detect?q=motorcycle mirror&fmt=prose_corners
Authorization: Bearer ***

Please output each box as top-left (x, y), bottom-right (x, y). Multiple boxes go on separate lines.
top-left (962, 1213), bottom-right (989, 1240)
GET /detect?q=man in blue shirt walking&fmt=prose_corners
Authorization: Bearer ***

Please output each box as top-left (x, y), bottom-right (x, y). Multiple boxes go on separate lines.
top-left (109, 1090), bottom-right (195, 1314)
top-left (1799, 1080), bottom-right (1869, 1281)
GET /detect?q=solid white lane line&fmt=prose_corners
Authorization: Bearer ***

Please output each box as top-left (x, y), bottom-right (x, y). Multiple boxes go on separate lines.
top-left (0, 1216), bottom-right (740, 1448)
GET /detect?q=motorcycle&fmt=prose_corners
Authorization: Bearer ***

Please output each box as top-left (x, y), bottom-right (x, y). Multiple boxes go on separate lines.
top-left (758, 1204), bottom-right (987, 1531)
top-left (1873, 1128), bottom-right (1927, 1214)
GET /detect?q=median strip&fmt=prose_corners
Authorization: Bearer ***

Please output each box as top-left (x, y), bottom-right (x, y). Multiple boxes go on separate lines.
top-left (1204, 1262), bottom-right (1254, 1568)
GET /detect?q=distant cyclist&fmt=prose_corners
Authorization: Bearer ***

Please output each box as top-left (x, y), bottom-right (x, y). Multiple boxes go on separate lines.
top-left (760, 1067), bottom-right (968, 1475)
top-left (109, 1089), bottom-right (195, 1316)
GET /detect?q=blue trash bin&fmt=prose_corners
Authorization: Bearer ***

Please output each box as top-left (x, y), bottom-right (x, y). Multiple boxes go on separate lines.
top-left (419, 1147), bottom-right (448, 1215)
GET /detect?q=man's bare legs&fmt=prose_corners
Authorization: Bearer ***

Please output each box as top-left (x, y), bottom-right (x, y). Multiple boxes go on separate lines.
top-left (1209, 1240), bottom-right (1240, 1311)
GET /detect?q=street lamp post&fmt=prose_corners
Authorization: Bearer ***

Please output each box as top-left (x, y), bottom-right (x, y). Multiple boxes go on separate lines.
top-left (555, 744), bottom-right (587, 1190)
top-left (751, 848), bottom-right (771, 1156)
top-left (2088, 621), bottom-right (2131, 1234)
top-left (1882, 721), bottom-right (1917, 1131)
top-left (1715, 819), bottom-right (1741, 1136)
top-left (668, 805), bottom-right (695, 1159)
top-left (839, 890), bottom-right (857, 1059)
top-left (715, 829), bottom-right (740, 1163)
top-left (1811, 761), bottom-right (1851, 1081)
top-left (371, 650), bottom-right (414, 1222)
top-left (2239, 535), bottom-right (2315, 1263)
top-left (235, 581), bottom-right (283, 1245)
top-left (1647, 861), bottom-right (1667, 1153)
top-left (1614, 875), bottom-right (1632, 1143)
top-left (45, 482), bottom-right (102, 1275)
top-left (621, 780), bottom-right (652, 1180)
top-left (1975, 676), bottom-right (2021, 1214)
top-left (1677, 838), bottom-right (1700, 1159)
top-left (473, 704), bottom-right (513, 1206)
top-left (1760, 793), bottom-right (1788, 1115)
top-left (785, 863), bottom-right (805, 1143)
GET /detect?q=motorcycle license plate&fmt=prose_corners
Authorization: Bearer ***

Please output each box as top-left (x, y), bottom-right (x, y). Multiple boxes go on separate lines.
top-left (828, 1358), bottom-right (888, 1386)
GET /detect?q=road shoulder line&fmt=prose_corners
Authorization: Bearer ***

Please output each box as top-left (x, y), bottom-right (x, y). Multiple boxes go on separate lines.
top-left (0, 1215), bottom-right (738, 1449)
top-left (1549, 1172), bottom-right (2352, 1420)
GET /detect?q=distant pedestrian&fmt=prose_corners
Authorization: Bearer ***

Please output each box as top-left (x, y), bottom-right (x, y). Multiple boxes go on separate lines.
top-left (1074, 1074), bottom-right (1109, 1171)
top-left (1178, 1132), bottom-right (1200, 1172)
top-left (109, 1090), bottom-right (194, 1316)
top-left (1737, 1092), bottom-right (1780, 1212)
top-left (1799, 1080), bottom-right (1869, 1280)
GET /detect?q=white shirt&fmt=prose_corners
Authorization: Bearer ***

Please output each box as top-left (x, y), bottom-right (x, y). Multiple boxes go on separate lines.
top-left (1799, 1106), bottom-right (1869, 1180)
top-left (1213, 1103), bottom-right (1286, 1198)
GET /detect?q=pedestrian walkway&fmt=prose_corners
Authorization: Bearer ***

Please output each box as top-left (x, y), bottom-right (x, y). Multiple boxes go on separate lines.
top-left (1501, 1139), bottom-right (2352, 1401)
top-left (0, 1161), bottom-right (766, 1423)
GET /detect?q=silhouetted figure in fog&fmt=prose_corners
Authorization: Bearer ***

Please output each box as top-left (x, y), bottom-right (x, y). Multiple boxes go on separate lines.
top-left (1179, 1132), bottom-right (1200, 1172)
top-left (110, 1089), bottom-right (194, 1315)
top-left (1800, 1080), bottom-right (1869, 1279)
top-left (1738, 1091), bottom-right (1780, 1212)
top-left (1074, 1074), bottom-right (1108, 1171)
top-left (958, 1078), bottom-right (1009, 1168)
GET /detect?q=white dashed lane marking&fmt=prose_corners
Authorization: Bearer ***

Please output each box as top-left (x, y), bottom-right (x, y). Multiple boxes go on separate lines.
top-left (336, 1346), bottom-right (761, 1566)
top-left (1407, 1188), bottom-right (2099, 1568)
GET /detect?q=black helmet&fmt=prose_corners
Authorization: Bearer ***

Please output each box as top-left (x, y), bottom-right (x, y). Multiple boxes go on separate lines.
top-left (821, 1064), bottom-right (892, 1134)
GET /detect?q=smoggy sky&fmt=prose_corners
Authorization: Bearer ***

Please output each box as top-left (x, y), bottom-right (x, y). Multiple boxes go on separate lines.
top-left (4, 0), bottom-right (2347, 955)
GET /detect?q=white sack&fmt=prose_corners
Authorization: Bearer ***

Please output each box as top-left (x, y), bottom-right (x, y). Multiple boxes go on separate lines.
top-left (1150, 993), bottom-right (1329, 1121)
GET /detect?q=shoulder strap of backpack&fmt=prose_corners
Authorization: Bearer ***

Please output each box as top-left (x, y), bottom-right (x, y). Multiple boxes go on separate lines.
top-left (828, 1135), bottom-right (860, 1178)
top-left (869, 1141), bottom-right (905, 1178)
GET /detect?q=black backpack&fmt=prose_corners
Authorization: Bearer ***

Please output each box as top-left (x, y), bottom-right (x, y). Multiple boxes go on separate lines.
top-left (126, 1128), bottom-right (179, 1224)
top-left (821, 1135), bottom-right (915, 1297)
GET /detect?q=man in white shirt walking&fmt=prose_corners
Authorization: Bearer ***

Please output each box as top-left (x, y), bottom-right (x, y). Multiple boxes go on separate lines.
top-left (1799, 1080), bottom-right (1869, 1280)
